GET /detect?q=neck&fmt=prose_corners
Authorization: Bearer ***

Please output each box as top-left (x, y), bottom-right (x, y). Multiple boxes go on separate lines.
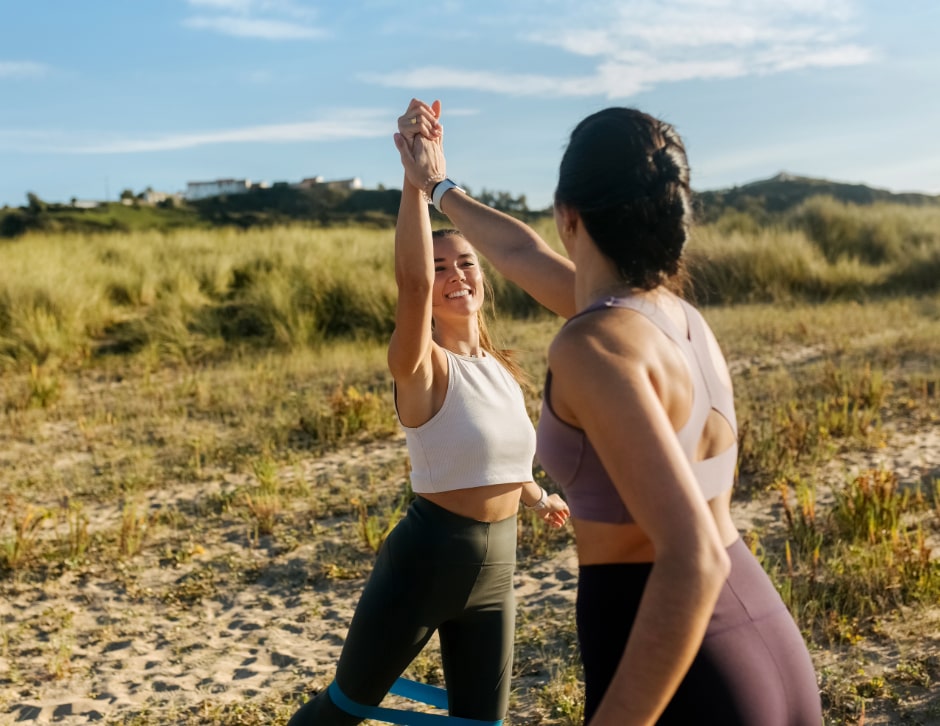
top-left (569, 225), bottom-right (626, 310)
top-left (574, 255), bottom-right (631, 311)
top-left (433, 319), bottom-right (483, 358)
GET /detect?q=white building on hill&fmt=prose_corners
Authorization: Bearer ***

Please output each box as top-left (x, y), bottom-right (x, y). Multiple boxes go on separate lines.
top-left (293, 176), bottom-right (362, 191)
top-left (185, 175), bottom-right (361, 201)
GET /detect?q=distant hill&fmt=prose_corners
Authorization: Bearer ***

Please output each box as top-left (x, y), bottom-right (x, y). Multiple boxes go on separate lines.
top-left (0, 187), bottom-right (404, 238)
top-left (694, 172), bottom-right (940, 224)
top-left (5, 173), bottom-right (940, 238)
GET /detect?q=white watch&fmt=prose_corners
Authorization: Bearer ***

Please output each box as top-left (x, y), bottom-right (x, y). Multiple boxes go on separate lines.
top-left (524, 487), bottom-right (549, 511)
top-left (431, 178), bottom-right (464, 213)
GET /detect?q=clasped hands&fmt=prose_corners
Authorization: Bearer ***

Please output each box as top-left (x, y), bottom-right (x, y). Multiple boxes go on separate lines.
top-left (393, 98), bottom-right (448, 198)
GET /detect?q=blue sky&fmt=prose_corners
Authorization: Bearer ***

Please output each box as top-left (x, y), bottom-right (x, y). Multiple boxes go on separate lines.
top-left (2, 0), bottom-right (938, 210)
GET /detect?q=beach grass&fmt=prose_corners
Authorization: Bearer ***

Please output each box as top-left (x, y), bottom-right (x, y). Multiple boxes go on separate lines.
top-left (1, 210), bottom-right (939, 724)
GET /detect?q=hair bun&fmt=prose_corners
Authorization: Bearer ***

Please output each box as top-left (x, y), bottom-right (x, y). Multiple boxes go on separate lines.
top-left (652, 146), bottom-right (679, 182)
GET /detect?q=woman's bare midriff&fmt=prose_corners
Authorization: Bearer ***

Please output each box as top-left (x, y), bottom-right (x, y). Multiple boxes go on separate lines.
top-left (572, 491), bottom-right (741, 565)
top-left (417, 481), bottom-right (525, 522)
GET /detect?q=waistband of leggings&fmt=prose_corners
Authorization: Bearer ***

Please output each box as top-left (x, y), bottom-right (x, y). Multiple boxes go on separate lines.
top-left (412, 494), bottom-right (518, 532)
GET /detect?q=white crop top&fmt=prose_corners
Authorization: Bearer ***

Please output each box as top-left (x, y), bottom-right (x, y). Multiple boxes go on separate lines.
top-left (399, 348), bottom-right (537, 493)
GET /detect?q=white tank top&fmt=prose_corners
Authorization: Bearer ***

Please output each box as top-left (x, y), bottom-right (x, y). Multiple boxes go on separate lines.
top-left (399, 348), bottom-right (537, 493)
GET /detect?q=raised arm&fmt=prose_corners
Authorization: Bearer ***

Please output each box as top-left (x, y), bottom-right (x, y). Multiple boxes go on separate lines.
top-left (386, 150), bottom-right (438, 427)
top-left (393, 99), bottom-right (576, 319)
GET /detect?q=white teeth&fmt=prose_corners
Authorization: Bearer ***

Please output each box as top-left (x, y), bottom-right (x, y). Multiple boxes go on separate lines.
top-left (447, 290), bottom-right (470, 299)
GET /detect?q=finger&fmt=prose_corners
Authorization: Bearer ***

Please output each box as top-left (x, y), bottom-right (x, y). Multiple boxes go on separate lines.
top-left (399, 111), bottom-right (441, 140)
top-left (408, 97), bottom-right (433, 115)
top-left (397, 113), bottom-right (420, 135)
top-left (401, 99), bottom-right (434, 124)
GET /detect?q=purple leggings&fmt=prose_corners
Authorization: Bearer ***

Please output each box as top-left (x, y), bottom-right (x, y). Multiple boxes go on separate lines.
top-left (577, 538), bottom-right (823, 725)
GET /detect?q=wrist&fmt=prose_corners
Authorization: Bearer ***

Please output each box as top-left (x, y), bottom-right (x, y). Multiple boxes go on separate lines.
top-left (430, 178), bottom-right (465, 213)
top-left (422, 173), bottom-right (445, 197)
top-left (524, 486), bottom-right (549, 511)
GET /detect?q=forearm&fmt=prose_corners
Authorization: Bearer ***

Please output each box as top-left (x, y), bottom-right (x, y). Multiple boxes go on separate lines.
top-left (395, 177), bottom-right (434, 287)
top-left (590, 554), bottom-right (727, 725)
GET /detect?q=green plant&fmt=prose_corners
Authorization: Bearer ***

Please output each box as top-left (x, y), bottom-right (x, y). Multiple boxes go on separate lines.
top-left (769, 468), bottom-right (940, 642)
top-left (355, 493), bottom-right (407, 553)
top-left (119, 500), bottom-right (148, 558)
top-left (58, 498), bottom-right (92, 565)
top-left (243, 490), bottom-right (280, 539)
top-left (537, 664), bottom-right (585, 725)
top-left (242, 457), bottom-right (283, 538)
top-left (0, 496), bottom-right (50, 574)
top-left (27, 363), bottom-right (61, 408)
top-left (832, 468), bottom-right (906, 544)
top-left (48, 628), bottom-right (74, 680)
top-left (778, 475), bottom-right (824, 568)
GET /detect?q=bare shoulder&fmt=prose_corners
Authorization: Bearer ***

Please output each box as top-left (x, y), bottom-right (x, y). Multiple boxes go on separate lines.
top-left (547, 309), bottom-right (658, 423)
top-left (549, 306), bottom-right (660, 375)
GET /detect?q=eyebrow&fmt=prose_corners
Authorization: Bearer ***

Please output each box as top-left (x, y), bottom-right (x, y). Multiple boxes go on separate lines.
top-left (433, 253), bottom-right (476, 263)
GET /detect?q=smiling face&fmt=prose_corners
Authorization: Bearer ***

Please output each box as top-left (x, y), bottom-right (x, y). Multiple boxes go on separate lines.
top-left (432, 232), bottom-right (485, 320)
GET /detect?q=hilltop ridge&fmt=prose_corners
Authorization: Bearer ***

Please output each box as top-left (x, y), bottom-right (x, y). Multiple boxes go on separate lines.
top-left (3, 173), bottom-right (939, 238)
top-left (693, 172), bottom-right (940, 223)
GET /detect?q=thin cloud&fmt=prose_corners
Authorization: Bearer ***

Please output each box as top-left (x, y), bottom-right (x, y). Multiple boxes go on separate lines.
top-left (0, 129), bottom-right (62, 150)
top-left (362, 62), bottom-right (747, 100)
top-left (186, 0), bottom-right (252, 13)
top-left (0, 62), bottom-right (50, 79)
top-left (186, 0), bottom-right (254, 10)
top-left (182, 16), bottom-right (324, 39)
top-left (185, 0), bottom-right (316, 20)
top-left (182, 0), bottom-right (323, 39)
top-left (361, 67), bottom-right (603, 98)
top-left (0, 111), bottom-right (392, 154)
top-left (366, 0), bottom-right (875, 99)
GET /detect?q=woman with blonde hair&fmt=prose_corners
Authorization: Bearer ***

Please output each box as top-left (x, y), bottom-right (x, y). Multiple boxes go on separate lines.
top-left (287, 101), bottom-right (569, 726)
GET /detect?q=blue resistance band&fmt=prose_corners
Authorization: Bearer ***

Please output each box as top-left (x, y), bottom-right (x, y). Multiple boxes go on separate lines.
top-left (328, 678), bottom-right (503, 726)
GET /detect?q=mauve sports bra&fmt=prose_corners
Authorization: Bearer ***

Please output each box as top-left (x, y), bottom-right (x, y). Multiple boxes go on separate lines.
top-left (535, 296), bottom-right (738, 524)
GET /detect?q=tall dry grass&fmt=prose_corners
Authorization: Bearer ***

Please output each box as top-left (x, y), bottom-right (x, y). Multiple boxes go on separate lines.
top-left (0, 227), bottom-right (398, 368)
top-left (4, 203), bottom-right (936, 373)
top-left (1, 201), bottom-right (939, 723)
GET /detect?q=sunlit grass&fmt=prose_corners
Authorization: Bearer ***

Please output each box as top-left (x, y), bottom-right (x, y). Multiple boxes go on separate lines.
top-left (1, 216), bottom-right (938, 724)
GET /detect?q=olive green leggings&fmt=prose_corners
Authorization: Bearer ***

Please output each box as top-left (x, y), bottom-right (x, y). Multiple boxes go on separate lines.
top-left (287, 496), bottom-right (517, 725)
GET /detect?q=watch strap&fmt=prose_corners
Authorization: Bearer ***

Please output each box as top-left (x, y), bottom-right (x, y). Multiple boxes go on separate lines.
top-left (431, 178), bottom-right (464, 213)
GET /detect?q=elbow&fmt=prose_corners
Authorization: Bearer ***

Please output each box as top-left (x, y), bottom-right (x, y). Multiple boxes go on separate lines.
top-left (709, 540), bottom-right (732, 584)
top-left (395, 271), bottom-right (432, 294)
top-left (661, 533), bottom-right (731, 599)
top-left (698, 537), bottom-right (732, 600)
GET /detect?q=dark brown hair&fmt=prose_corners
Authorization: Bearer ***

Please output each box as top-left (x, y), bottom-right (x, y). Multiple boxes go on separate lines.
top-left (554, 108), bottom-right (693, 292)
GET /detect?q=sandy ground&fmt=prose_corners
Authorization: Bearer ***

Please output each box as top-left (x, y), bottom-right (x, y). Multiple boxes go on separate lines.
top-left (1, 420), bottom-right (939, 724)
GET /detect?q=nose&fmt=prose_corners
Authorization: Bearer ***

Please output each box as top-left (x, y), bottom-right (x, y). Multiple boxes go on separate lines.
top-left (451, 266), bottom-right (466, 281)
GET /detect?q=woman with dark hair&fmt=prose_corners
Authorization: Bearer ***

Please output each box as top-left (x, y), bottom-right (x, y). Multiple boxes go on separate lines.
top-left (286, 102), bottom-right (569, 726)
top-left (396, 98), bottom-right (822, 725)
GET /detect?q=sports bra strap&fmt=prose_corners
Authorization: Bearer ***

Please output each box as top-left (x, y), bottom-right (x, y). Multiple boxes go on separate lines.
top-left (681, 301), bottom-right (737, 433)
top-left (580, 295), bottom-right (737, 442)
top-left (591, 296), bottom-right (688, 349)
